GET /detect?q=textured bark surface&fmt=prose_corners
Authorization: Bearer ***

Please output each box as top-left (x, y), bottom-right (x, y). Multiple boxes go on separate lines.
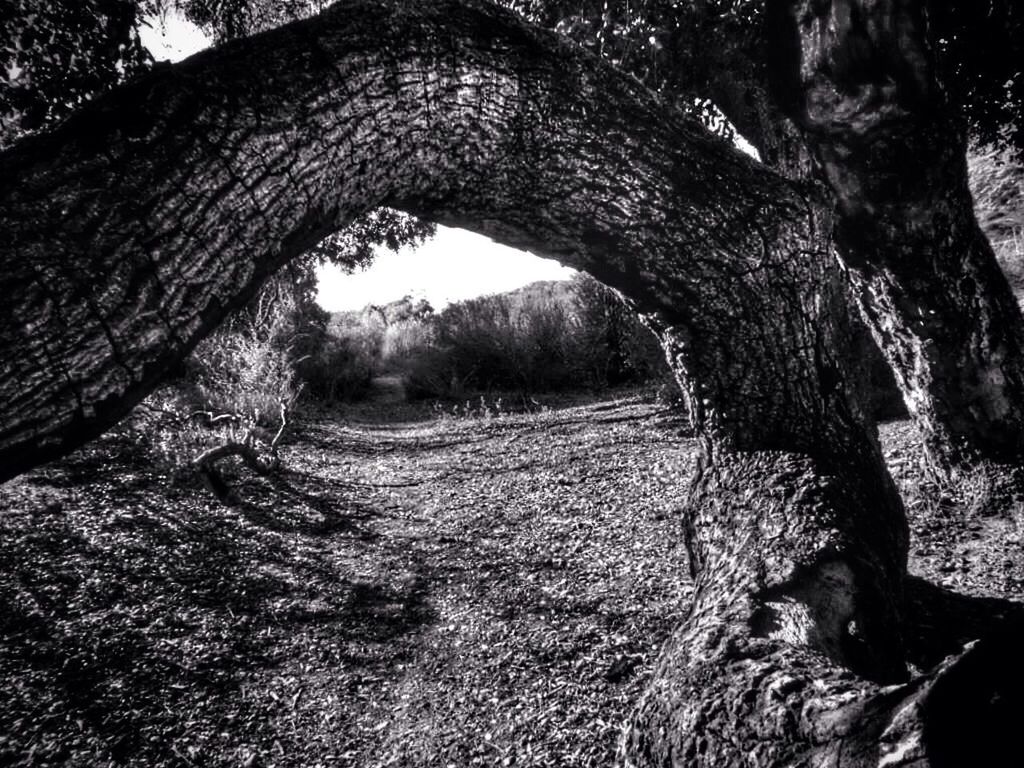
top-left (707, 71), bottom-right (907, 422)
top-left (0, 0), bottom-right (1014, 764)
top-left (624, 608), bottom-right (1024, 767)
top-left (1, 0), bottom-right (856, 477)
top-left (769, 0), bottom-right (1024, 474)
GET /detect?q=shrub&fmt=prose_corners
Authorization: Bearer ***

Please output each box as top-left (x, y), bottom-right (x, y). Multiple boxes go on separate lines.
top-left (570, 274), bottom-right (668, 387)
top-left (414, 287), bottom-right (583, 396)
top-left (400, 278), bottom-right (671, 399)
top-left (123, 277), bottom-right (312, 484)
top-left (300, 331), bottom-right (378, 402)
top-left (381, 318), bottom-right (435, 369)
top-left (190, 327), bottom-right (297, 425)
top-left (188, 294), bottom-right (302, 425)
top-left (299, 280), bottom-right (674, 404)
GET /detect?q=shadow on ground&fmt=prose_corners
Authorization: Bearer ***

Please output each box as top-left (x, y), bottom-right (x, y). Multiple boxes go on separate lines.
top-left (0, 449), bottom-right (436, 766)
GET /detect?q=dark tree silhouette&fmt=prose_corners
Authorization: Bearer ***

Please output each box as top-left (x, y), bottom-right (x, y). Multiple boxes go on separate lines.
top-left (768, 0), bottom-right (1024, 479)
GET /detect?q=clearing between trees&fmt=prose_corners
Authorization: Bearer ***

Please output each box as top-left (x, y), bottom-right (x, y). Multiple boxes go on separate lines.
top-left (1, 390), bottom-right (1021, 767)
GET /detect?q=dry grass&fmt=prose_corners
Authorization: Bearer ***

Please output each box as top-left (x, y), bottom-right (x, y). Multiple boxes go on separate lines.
top-left (969, 140), bottom-right (1024, 292)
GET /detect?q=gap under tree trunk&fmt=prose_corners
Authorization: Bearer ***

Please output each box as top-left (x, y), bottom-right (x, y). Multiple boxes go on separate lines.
top-left (768, 0), bottom-right (1024, 482)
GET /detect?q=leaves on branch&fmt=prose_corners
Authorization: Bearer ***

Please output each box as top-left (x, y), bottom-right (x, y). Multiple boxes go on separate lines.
top-left (1, 0), bottom-right (151, 143)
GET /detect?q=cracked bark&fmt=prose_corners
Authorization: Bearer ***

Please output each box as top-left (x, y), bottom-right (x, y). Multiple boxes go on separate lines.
top-left (768, 0), bottom-right (1024, 479)
top-left (707, 71), bottom-right (907, 422)
top-left (0, 0), bottom-right (1017, 763)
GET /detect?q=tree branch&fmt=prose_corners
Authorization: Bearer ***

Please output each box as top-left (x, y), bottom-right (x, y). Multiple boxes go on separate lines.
top-left (0, 0), bottom-right (823, 478)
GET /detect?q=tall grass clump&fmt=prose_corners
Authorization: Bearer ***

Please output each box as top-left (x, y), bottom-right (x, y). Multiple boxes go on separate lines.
top-left (190, 320), bottom-right (298, 425)
top-left (968, 140), bottom-right (1024, 292)
top-left (125, 275), bottom-right (320, 485)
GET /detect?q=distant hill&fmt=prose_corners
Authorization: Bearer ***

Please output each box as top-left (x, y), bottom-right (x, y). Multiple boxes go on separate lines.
top-left (330, 279), bottom-right (578, 327)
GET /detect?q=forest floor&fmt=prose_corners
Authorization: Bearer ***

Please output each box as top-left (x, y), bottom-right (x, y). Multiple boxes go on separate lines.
top-left (0, 389), bottom-right (1022, 767)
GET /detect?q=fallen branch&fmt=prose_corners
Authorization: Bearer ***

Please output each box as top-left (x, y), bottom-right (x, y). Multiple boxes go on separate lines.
top-left (189, 411), bottom-right (243, 429)
top-left (191, 393), bottom-right (297, 505)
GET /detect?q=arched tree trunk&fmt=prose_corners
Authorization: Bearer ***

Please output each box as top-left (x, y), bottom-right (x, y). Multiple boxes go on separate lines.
top-left (768, 0), bottom-right (1024, 479)
top-left (706, 74), bottom-right (908, 422)
top-left (0, 0), bottom-right (1017, 763)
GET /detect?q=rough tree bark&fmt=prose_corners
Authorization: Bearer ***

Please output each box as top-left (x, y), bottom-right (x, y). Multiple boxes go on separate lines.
top-left (0, 0), bottom-right (1017, 763)
top-left (768, 0), bottom-right (1024, 478)
top-left (705, 72), bottom-right (908, 421)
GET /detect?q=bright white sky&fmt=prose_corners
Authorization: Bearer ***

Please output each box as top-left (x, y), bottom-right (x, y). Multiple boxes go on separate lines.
top-left (137, 12), bottom-right (577, 312)
top-left (317, 230), bottom-right (576, 310)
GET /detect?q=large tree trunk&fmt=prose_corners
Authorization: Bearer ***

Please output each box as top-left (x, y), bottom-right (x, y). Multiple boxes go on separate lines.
top-left (707, 74), bottom-right (908, 422)
top-left (0, 0), bottom-right (1016, 762)
top-left (768, 0), bottom-right (1024, 478)
top-left (0, 0), bottom-right (862, 485)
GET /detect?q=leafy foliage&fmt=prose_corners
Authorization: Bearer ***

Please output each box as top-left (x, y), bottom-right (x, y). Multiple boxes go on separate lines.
top-left (120, 278), bottom-right (313, 496)
top-left (172, 0), bottom-right (328, 40)
top-left (299, 324), bottom-right (379, 402)
top-left (188, 314), bottom-right (300, 427)
top-left (424, 284), bottom-right (583, 394)
top-left (572, 275), bottom-right (669, 388)
top-left (506, 0), bottom-right (763, 133)
top-left (288, 280), bottom-right (668, 405)
top-left (399, 280), bottom-right (667, 400)
top-left (0, 0), bottom-right (150, 143)
top-left (509, 0), bottom-right (1024, 160)
top-left (306, 207), bottom-right (436, 274)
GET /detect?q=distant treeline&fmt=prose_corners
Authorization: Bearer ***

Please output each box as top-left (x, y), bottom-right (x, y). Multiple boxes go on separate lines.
top-left (306, 276), bottom-right (671, 403)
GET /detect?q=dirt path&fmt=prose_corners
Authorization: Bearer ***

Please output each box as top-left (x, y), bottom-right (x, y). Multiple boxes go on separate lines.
top-left (0, 391), bottom-right (696, 767)
top-left (367, 374), bottom-right (407, 405)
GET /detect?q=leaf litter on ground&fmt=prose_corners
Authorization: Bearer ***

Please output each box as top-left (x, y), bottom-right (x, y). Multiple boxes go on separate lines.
top-left (0, 389), bottom-right (1020, 766)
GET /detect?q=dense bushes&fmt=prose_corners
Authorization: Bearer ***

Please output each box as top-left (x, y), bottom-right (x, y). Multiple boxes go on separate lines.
top-left (401, 278), bottom-right (669, 399)
top-left (300, 315), bottom-right (379, 402)
top-left (405, 285), bottom-right (577, 396)
top-left (239, 276), bottom-right (671, 404)
top-left (131, 272), bottom-right (670, 482)
top-left (572, 276), bottom-right (668, 387)
top-left (149, 276), bottom-right (669, 427)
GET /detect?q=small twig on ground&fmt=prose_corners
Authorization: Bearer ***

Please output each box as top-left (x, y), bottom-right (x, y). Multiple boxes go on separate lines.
top-left (192, 393), bottom-right (298, 505)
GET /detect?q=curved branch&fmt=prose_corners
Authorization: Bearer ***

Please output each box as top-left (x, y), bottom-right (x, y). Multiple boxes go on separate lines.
top-left (0, 0), bottom-right (821, 477)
